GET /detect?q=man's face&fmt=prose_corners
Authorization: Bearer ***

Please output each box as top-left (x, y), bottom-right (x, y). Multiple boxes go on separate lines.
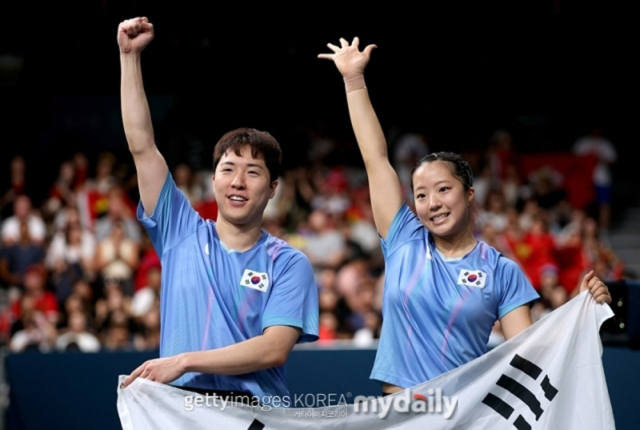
top-left (213, 146), bottom-right (277, 227)
top-left (14, 196), bottom-right (31, 218)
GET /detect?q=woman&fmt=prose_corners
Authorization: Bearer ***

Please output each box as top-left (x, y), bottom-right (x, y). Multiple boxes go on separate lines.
top-left (46, 220), bottom-right (97, 303)
top-left (319, 38), bottom-right (612, 395)
top-left (95, 219), bottom-right (139, 295)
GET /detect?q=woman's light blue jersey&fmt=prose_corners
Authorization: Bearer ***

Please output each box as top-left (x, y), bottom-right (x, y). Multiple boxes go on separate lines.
top-left (371, 204), bottom-right (539, 389)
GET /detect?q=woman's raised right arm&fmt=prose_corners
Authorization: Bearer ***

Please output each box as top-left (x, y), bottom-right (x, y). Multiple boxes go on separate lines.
top-left (319, 38), bottom-right (404, 238)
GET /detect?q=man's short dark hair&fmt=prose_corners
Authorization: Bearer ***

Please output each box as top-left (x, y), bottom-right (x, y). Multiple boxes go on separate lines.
top-left (213, 128), bottom-right (282, 182)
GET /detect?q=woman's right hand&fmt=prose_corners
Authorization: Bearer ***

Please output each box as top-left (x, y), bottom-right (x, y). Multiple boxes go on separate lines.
top-left (318, 37), bottom-right (376, 77)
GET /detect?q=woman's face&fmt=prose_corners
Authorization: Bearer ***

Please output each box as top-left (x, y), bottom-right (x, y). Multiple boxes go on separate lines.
top-left (413, 161), bottom-right (474, 239)
top-left (67, 224), bottom-right (82, 244)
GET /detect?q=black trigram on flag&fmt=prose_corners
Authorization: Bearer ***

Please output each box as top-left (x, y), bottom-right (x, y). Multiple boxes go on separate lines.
top-left (482, 354), bottom-right (558, 430)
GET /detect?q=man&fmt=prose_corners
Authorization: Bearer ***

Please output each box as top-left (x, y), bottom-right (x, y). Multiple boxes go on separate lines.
top-left (118, 17), bottom-right (319, 404)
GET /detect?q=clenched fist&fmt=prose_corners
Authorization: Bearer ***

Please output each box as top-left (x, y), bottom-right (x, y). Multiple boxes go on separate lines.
top-left (580, 270), bottom-right (612, 304)
top-left (118, 17), bottom-right (154, 54)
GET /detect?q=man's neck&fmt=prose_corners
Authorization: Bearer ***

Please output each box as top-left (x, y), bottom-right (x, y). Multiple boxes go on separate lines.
top-left (215, 216), bottom-right (263, 252)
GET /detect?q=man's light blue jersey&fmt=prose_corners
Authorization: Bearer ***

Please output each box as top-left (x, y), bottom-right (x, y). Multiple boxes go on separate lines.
top-left (371, 204), bottom-right (539, 389)
top-left (137, 174), bottom-right (319, 401)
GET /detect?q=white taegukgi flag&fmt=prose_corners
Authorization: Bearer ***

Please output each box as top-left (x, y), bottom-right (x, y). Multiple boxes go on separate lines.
top-left (117, 291), bottom-right (615, 429)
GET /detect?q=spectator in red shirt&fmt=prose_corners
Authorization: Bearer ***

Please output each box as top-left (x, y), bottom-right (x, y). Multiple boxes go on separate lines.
top-left (522, 216), bottom-right (558, 289)
top-left (10, 265), bottom-right (59, 325)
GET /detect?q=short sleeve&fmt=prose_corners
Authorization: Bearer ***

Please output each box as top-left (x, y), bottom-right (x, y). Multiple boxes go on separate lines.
top-left (30, 217), bottom-right (46, 242)
top-left (262, 253), bottom-right (319, 343)
top-left (137, 173), bottom-right (203, 257)
top-left (380, 203), bottom-right (425, 258)
top-left (1, 218), bottom-right (18, 242)
top-left (496, 257), bottom-right (540, 319)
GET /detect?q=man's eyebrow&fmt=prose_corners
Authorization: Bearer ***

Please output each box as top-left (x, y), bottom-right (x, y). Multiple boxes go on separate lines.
top-left (219, 161), bottom-right (264, 170)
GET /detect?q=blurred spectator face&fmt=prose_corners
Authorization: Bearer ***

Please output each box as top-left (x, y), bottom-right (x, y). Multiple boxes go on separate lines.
top-left (319, 312), bottom-right (338, 332)
top-left (107, 189), bottom-right (126, 219)
top-left (73, 280), bottom-right (93, 302)
top-left (143, 307), bottom-right (160, 331)
top-left (24, 266), bottom-right (46, 293)
top-left (11, 156), bottom-right (25, 175)
top-left (21, 295), bottom-right (35, 314)
top-left (336, 261), bottom-right (368, 296)
top-left (66, 223), bottom-right (82, 245)
top-left (531, 218), bottom-right (548, 235)
top-left (549, 287), bottom-right (567, 310)
top-left (318, 269), bottom-right (337, 291)
top-left (110, 309), bottom-right (129, 326)
top-left (97, 156), bottom-right (115, 178)
top-left (319, 290), bottom-right (338, 312)
top-left (364, 311), bottom-right (380, 331)
top-left (487, 191), bottom-right (505, 213)
top-left (346, 281), bottom-right (375, 314)
top-left (412, 161), bottom-right (473, 239)
top-left (108, 326), bottom-right (130, 349)
top-left (14, 195), bottom-right (31, 219)
top-left (65, 294), bottom-right (84, 315)
top-left (147, 267), bottom-right (161, 290)
top-left (506, 207), bottom-right (518, 224)
top-left (60, 161), bottom-right (75, 182)
top-left (594, 258), bottom-right (609, 279)
top-left (65, 206), bottom-right (81, 226)
top-left (540, 271), bottom-right (559, 298)
top-left (174, 164), bottom-right (192, 186)
top-left (68, 311), bottom-right (87, 333)
top-left (523, 200), bottom-right (539, 216)
top-left (309, 210), bottom-right (328, 233)
top-left (106, 285), bottom-right (125, 311)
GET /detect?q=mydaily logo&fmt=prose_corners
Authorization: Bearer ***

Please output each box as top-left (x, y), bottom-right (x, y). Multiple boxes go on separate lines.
top-left (353, 388), bottom-right (458, 419)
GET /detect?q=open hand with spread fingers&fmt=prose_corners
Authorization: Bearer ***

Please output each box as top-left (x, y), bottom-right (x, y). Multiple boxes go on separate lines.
top-left (117, 17), bottom-right (155, 54)
top-left (318, 37), bottom-right (377, 77)
top-left (580, 270), bottom-right (612, 304)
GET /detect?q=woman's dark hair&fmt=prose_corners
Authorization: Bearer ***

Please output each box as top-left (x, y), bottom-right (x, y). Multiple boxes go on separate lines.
top-left (213, 128), bottom-right (282, 182)
top-left (410, 152), bottom-right (474, 192)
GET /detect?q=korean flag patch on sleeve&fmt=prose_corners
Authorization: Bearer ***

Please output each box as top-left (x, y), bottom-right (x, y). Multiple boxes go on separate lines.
top-left (240, 269), bottom-right (270, 292)
top-left (457, 269), bottom-right (487, 288)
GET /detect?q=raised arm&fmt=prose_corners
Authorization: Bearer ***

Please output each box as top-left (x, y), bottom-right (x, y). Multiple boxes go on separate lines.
top-left (118, 17), bottom-right (168, 215)
top-left (319, 38), bottom-right (404, 238)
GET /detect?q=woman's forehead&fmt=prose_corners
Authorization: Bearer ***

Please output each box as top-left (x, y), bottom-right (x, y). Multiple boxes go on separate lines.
top-left (413, 161), bottom-right (456, 184)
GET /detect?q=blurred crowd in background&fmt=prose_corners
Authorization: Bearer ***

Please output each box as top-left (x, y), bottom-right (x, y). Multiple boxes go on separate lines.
top-left (0, 126), bottom-right (629, 354)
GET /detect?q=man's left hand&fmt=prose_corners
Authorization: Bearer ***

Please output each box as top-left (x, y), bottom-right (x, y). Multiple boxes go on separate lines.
top-left (122, 355), bottom-right (185, 388)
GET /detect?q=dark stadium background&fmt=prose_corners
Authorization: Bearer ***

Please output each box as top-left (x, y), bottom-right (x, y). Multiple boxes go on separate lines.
top-left (0, 1), bottom-right (635, 212)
